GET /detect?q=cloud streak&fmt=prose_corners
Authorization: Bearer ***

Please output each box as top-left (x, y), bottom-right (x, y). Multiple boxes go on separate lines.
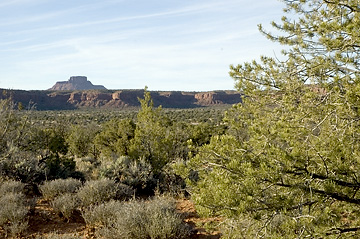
top-left (3, 2), bottom-right (235, 35)
top-left (0, 0), bottom-right (285, 91)
top-left (0, 0), bottom-right (44, 8)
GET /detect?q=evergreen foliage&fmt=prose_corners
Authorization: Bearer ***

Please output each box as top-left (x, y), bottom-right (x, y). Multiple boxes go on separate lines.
top-left (94, 119), bottom-right (135, 158)
top-left (67, 124), bottom-right (100, 158)
top-left (184, 0), bottom-right (360, 237)
top-left (129, 87), bottom-right (173, 173)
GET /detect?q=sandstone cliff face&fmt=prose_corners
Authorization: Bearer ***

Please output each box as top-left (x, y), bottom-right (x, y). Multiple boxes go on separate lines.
top-left (48, 76), bottom-right (106, 91)
top-left (195, 91), bottom-right (243, 105)
top-left (1, 89), bottom-right (242, 110)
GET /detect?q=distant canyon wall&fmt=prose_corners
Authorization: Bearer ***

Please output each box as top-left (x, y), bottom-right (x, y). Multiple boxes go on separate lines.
top-left (0, 89), bottom-right (242, 110)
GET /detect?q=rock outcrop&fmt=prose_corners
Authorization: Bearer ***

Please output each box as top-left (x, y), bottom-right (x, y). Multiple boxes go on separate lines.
top-left (1, 89), bottom-right (242, 110)
top-left (48, 76), bottom-right (106, 91)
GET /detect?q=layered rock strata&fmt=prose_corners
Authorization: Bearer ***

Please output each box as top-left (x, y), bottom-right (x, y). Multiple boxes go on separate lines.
top-left (0, 89), bottom-right (242, 110)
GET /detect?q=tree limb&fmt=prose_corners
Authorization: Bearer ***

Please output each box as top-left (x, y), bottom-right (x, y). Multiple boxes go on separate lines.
top-left (275, 181), bottom-right (360, 204)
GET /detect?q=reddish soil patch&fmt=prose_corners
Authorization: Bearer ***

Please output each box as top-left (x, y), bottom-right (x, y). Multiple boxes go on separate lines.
top-left (3, 198), bottom-right (221, 239)
top-left (176, 199), bottom-right (222, 239)
top-left (25, 199), bottom-right (86, 238)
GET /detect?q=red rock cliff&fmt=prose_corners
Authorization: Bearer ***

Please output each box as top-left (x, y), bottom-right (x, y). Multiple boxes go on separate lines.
top-left (0, 89), bottom-right (242, 110)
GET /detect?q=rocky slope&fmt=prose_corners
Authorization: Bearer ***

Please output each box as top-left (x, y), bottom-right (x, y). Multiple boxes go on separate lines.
top-left (48, 76), bottom-right (106, 91)
top-left (1, 89), bottom-right (242, 110)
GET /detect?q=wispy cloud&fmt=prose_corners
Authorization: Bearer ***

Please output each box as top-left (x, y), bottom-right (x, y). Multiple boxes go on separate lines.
top-left (0, 1), bottom-right (127, 27)
top-left (0, 0), bottom-right (45, 8)
top-left (0, 0), bottom-right (285, 90)
top-left (0, 38), bottom-right (34, 46)
top-left (3, 1), bottom-right (239, 35)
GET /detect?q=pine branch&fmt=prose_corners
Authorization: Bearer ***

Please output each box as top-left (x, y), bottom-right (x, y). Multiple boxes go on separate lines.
top-left (285, 169), bottom-right (360, 189)
top-left (275, 181), bottom-right (360, 204)
top-left (326, 226), bottom-right (360, 235)
top-left (323, 0), bottom-right (359, 13)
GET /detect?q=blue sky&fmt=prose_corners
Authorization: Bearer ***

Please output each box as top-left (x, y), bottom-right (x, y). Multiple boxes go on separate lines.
top-left (0, 0), bottom-right (285, 91)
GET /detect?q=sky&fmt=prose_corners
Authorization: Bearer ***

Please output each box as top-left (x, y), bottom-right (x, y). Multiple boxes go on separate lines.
top-left (0, 0), bottom-right (286, 91)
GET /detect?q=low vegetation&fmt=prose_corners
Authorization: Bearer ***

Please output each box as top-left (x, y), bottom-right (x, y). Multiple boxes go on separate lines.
top-left (83, 197), bottom-right (192, 239)
top-left (0, 88), bottom-right (224, 238)
top-left (0, 181), bottom-right (29, 237)
top-left (40, 178), bottom-right (82, 201)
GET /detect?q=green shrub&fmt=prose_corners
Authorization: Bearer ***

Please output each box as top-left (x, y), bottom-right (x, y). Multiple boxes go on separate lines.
top-left (77, 179), bottom-right (132, 208)
top-left (51, 193), bottom-right (79, 221)
top-left (0, 192), bottom-right (29, 237)
top-left (157, 164), bottom-right (186, 196)
top-left (44, 156), bottom-right (84, 180)
top-left (0, 150), bottom-right (45, 184)
top-left (40, 178), bottom-right (82, 201)
top-left (85, 197), bottom-right (192, 239)
top-left (99, 156), bottom-right (156, 195)
top-left (100, 157), bottom-right (186, 196)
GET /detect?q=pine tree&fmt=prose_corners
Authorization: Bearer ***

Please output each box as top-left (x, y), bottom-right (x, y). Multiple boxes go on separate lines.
top-left (129, 87), bottom-right (172, 173)
top-left (185, 1), bottom-right (360, 237)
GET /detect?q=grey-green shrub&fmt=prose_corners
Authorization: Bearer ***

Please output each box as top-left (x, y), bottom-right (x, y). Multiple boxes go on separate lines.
top-left (51, 193), bottom-right (79, 221)
top-left (84, 197), bottom-right (192, 239)
top-left (40, 178), bottom-right (82, 201)
top-left (82, 200), bottom-right (122, 228)
top-left (74, 156), bottom-right (98, 180)
top-left (77, 179), bottom-right (132, 208)
top-left (141, 197), bottom-right (192, 239)
top-left (115, 183), bottom-right (134, 200)
top-left (0, 192), bottom-right (29, 237)
top-left (0, 179), bottom-right (24, 195)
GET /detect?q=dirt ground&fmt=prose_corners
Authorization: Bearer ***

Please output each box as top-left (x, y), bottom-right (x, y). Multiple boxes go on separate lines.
top-left (176, 198), bottom-right (222, 239)
top-left (4, 198), bottom-right (221, 239)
